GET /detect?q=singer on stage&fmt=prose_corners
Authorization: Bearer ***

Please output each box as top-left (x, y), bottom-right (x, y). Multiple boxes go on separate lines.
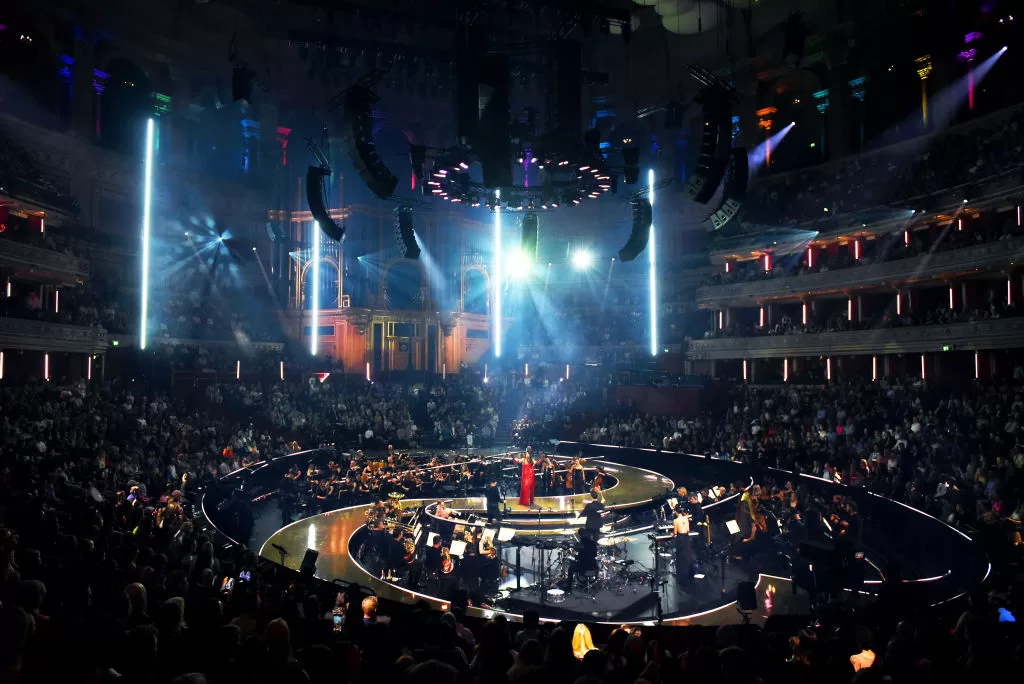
top-left (512, 448), bottom-right (542, 506)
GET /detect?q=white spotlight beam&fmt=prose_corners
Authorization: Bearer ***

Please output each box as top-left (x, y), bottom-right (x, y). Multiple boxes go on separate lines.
top-left (311, 221), bottom-right (320, 356)
top-left (648, 169), bottom-right (658, 356)
top-left (139, 118), bottom-right (155, 350)
top-left (493, 200), bottom-right (502, 358)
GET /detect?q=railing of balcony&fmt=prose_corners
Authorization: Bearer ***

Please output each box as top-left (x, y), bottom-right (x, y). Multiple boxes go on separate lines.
top-left (687, 318), bottom-right (1024, 360)
top-left (697, 235), bottom-right (1024, 307)
top-left (0, 238), bottom-right (91, 279)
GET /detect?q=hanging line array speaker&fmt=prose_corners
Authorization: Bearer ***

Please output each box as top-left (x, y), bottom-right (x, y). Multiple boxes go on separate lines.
top-left (306, 166), bottom-right (345, 243)
top-left (393, 206), bottom-right (420, 259)
top-left (685, 91), bottom-right (733, 205)
top-left (343, 85), bottom-right (398, 200)
top-left (619, 198), bottom-right (653, 262)
top-left (521, 212), bottom-right (539, 262)
top-left (709, 147), bottom-right (749, 230)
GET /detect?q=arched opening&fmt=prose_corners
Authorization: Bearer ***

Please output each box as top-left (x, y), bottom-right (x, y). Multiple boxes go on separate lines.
top-left (304, 259), bottom-right (340, 310)
top-left (463, 268), bottom-right (489, 315)
top-left (100, 58), bottom-right (151, 154)
top-left (385, 261), bottom-right (422, 310)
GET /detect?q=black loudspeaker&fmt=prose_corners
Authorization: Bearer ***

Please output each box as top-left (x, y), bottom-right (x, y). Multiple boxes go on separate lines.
top-left (618, 199), bottom-right (653, 262)
top-left (737, 581), bottom-right (758, 611)
top-left (521, 212), bottom-right (539, 263)
top-left (393, 206), bottom-right (420, 259)
top-left (306, 166), bottom-right (346, 243)
top-left (685, 94), bottom-right (732, 205)
top-left (709, 147), bottom-right (750, 230)
top-left (475, 55), bottom-right (512, 189)
top-left (622, 147), bottom-right (640, 185)
top-left (232, 65), bottom-right (252, 103)
top-left (299, 548), bottom-right (319, 577)
top-left (343, 86), bottom-right (399, 200)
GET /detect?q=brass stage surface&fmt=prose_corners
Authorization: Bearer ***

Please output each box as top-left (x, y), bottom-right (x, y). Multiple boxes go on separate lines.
top-left (258, 460), bottom-right (809, 624)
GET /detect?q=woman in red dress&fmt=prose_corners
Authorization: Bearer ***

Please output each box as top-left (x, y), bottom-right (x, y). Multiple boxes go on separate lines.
top-left (513, 448), bottom-right (541, 506)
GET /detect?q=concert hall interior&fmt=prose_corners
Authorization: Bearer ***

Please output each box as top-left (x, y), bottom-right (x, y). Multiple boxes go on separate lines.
top-left (1, 1), bottom-right (1021, 683)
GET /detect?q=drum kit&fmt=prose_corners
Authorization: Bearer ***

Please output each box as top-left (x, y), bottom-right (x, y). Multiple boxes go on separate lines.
top-left (514, 532), bottom-right (653, 602)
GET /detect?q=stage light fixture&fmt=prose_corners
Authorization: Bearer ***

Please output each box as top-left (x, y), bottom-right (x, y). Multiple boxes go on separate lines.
top-left (571, 249), bottom-right (594, 271)
top-left (393, 206), bottom-right (420, 259)
top-left (507, 246), bottom-right (534, 280)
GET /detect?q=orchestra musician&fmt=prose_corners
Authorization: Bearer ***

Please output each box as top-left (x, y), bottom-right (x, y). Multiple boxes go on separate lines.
top-left (512, 447), bottom-right (544, 507)
top-left (539, 457), bottom-right (557, 496)
top-left (569, 456), bottom-right (586, 495)
top-left (672, 509), bottom-right (695, 586)
top-left (485, 478), bottom-right (504, 522)
top-left (590, 467), bottom-right (607, 503)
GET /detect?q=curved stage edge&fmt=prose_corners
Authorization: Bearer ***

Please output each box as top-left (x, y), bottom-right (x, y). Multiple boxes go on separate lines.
top-left (206, 444), bottom-right (991, 625)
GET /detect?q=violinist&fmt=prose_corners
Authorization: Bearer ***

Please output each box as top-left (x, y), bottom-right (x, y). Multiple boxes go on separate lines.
top-left (539, 457), bottom-right (557, 496)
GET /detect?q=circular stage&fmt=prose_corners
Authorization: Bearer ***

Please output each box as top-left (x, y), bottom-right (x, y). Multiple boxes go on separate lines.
top-left (205, 445), bottom-right (990, 626)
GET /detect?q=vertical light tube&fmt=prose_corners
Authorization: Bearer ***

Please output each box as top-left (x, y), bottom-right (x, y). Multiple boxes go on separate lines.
top-left (920, 354), bottom-right (926, 380)
top-left (524, 362), bottom-right (529, 377)
top-left (957, 218), bottom-right (963, 231)
top-left (725, 261), bottom-right (731, 273)
top-left (872, 356), bottom-right (878, 382)
top-left (566, 363), bottom-right (570, 380)
top-left (904, 230), bottom-right (910, 247)
top-left (718, 311), bottom-right (724, 329)
top-left (87, 355), bottom-right (92, 381)
top-left (807, 247), bottom-right (814, 269)
top-left (310, 221), bottom-right (320, 355)
top-left (826, 357), bottom-right (832, 382)
top-left (44, 353), bottom-right (50, 381)
top-left (0, 351), bottom-right (4, 380)
top-left (55, 289), bottom-right (60, 314)
top-left (648, 169), bottom-right (658, 357)
top-left (365, 361), bottom-right (371, 382)
top-left (5, 279), bottom-right (10, 297)
top-left (493, 194), bottom-right (502, 358)
top-left (763, 253), bottom-right (772, 272)
top-left (949, 285), bottom-right (954, 310)
top-left (759, 307), bottom-right (765, 328)
top-left (236, 360), bottom-right (240, 380)
top-left (139, 118), bottom-right (155, 350)
top-left (742, 359), bottom-right (748, 382)
top-left (802, 302), bottom-right (808, 325)
top-left (848, 298), bottom-right (853, 321)
top-left (484, 363), bottom-right (488, 383)
top-left (1008, 277), bottom-right (1013, 306)
top-left (853, 240), bottom-right (860, 260)
top-left (896, 292), bottom-right (902, 315)
top-left (442, 363), bottom-right (446, 381)
top-left (279, 360), bottom-right (284, 381)
top-left (1018, 205), bottom-right (1022, 227)
top-left (783, 358), bottom-right (789, 382)
top-left (974, 351), bottom-right (980, 380)
top-left (40, 217), bottom-right (45, 234)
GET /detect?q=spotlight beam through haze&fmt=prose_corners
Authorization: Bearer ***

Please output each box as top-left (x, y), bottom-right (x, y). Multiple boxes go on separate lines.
top-left (649, 169), bottom-right (657, 357)
top-left (748, 122), bottom-right (795, 177)
top-left (493, 198), bottom-right (502, 358)
top-left (139, 118), bottom-right (155, 350)
top-left (311, 221), bottom-right (320, 356)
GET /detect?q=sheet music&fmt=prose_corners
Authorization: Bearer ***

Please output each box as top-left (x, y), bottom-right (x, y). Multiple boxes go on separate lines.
top-left (496, 528), bottom-right (516, 542)
top-left (449, 540), bottom-right (467, 557)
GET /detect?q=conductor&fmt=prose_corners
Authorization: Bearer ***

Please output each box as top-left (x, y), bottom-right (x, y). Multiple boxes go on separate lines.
top-left (485, 478), bottom-right (504, 523)
top-left (581, 491), bottom-right (605, 541)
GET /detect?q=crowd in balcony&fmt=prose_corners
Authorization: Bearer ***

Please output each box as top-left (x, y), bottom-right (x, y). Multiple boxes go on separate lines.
top-left (707, 208), bottom-right (1024, 288)
top-left (741, 105), bottom-right (1024, 226)
top-left (703, 283), bottom-right (1020, 340)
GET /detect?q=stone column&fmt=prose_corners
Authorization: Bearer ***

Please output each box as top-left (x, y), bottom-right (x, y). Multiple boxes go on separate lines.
top-left (812, 88), bottom-right (829, 161)
top-left (848, 77), bottom-right (867, 150)
top-left (915, 55), bottom-right (933, 129)
top-left (71, 31), bottom-right (96, 140)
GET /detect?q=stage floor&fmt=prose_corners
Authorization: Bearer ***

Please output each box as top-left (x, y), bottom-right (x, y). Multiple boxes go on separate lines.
top-left (256, 460), bottom-right (810, 625)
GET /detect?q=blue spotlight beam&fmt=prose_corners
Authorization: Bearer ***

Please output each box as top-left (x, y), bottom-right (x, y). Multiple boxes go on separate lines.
top-left (648, 169), bottom-right (657, 357)
top-left (139, 118), bottom-right (155, 350)
top-left (493, 200), bottom-right (502, 358)
top-left (311, 221), bottom-right (320, 355)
